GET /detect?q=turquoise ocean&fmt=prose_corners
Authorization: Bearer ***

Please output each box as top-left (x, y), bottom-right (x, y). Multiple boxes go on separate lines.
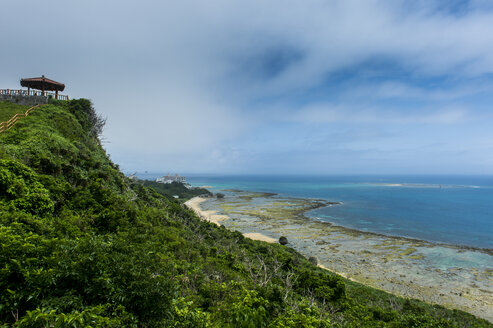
top-left (138, 174), bottom-right (493, 250)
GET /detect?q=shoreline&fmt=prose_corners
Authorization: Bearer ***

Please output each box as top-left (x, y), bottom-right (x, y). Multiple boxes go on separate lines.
top-left (185, 197), bottom-right (277, 243)
top-left (310, 215), bottom-right (493, 256)
top-left (188, 191), bottom-right (493, 322)
top-left (184, 197), bottom-right (228, 226)
top-left (185, 197), bottom-right (375, 293)
top-left (200, 190), bottom-right (493, 254)
top-left (232, 190), bottom-right (493, 254)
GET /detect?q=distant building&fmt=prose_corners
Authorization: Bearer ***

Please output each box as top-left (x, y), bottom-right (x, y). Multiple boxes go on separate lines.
top-left (156, 173), bottom-right (186, 184)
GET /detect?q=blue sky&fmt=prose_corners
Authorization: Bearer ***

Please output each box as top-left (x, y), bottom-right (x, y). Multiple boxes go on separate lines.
top-left (1, 0), bottom-right (493, 174)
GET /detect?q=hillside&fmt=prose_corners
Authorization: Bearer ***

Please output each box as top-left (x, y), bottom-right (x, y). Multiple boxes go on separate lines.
top-left (0, 102), bottom-right (29, 122)
top-left (139, 180), bottom-right (212, 201)
top-left (0, 99), bottom-right (491, 327)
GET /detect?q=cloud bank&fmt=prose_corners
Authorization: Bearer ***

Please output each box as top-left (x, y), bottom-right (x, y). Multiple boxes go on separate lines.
top-left (1, 0), bottom-right (493, 174)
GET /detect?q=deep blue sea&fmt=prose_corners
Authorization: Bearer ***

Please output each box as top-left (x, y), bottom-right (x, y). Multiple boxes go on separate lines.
top-left (137, 174), bottom-right (493, 249)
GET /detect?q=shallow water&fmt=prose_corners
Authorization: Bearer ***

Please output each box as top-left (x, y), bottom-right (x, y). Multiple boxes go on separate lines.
top-left (171, 175), bottom-right (493, 249)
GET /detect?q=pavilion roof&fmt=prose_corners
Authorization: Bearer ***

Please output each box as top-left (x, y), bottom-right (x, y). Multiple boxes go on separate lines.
top-left (20, 75), bottom-right (65, 92)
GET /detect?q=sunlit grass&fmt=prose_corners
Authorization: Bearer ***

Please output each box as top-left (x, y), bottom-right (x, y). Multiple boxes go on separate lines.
top-left (0, 101), bottom-right (29, 122)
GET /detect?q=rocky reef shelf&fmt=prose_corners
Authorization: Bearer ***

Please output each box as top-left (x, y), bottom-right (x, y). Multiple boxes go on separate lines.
top-left (199, 189), bottom-right (493, 322)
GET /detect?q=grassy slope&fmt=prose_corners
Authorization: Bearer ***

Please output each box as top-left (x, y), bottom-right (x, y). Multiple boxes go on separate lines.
top-left (0, 102), bottom-right (29, 122)
top-left (0, 100), bottom-right (490, 328)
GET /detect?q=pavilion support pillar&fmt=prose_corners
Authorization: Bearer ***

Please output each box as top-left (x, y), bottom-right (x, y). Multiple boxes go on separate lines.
top-left (55, 90), bottom-right (59, 99)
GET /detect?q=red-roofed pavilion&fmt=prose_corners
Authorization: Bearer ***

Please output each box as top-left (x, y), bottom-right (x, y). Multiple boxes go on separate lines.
top-left (20, 75), bottom-right (65, 99)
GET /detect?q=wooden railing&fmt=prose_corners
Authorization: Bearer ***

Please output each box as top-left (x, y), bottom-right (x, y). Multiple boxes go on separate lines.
top-left (0, 89), bottom-right (69, 101)
top-left (0, 104), bottom-right (41, 133)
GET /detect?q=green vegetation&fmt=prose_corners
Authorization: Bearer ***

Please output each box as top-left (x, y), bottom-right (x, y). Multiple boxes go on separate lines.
top-left (0, 99), bottom-right (491, 327)
top-left (0, 102), bottom-right (29, 122)
top-left (140, 180), bottom-right (212, 201)
top-left (279, 236), bottom-right (289, 246)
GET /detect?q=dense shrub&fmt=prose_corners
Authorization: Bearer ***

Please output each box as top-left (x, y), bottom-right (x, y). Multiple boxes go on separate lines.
top-left (140, 180), bottom-right (212, 201)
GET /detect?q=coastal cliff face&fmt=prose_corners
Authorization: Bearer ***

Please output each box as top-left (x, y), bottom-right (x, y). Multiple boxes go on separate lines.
top-left (0, 100), bottom-right (491, 327)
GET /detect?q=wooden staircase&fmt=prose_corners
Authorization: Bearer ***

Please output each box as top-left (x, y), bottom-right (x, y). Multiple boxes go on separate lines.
top-left (0, 104), bottom-right (42, 133)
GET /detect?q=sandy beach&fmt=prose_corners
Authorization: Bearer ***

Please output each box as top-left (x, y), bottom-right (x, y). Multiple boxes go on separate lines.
top-left (243, 232), bottom-right (277, 243)
top-left (190, 192), bottom-right (493, 322)
top-left (185, 197), bottom-right (277, 243)
top-left (185, 197), bottom-right (228, 226)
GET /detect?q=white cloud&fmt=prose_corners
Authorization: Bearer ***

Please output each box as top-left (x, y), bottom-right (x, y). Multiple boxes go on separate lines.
top-left (2, 0), bottom-right (493, 173)
top-left (289, 103), bottom-right (471, 125)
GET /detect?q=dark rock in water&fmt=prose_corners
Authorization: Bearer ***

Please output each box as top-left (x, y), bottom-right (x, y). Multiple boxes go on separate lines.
top-left (308, 256), bottom-right (318, 266)
top-left (279, 236), bottom-right (288, 245)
